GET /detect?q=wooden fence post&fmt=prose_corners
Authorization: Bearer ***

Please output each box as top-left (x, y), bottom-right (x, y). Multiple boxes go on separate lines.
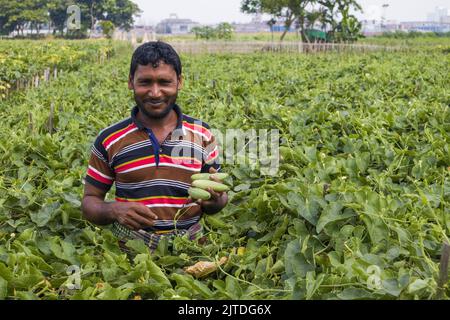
top-left (48, 102), bottom-right (55, 134)
top-left (437, 242), bottom-right (450, 299)
top-left (28, 112), bottom-right (34, 133)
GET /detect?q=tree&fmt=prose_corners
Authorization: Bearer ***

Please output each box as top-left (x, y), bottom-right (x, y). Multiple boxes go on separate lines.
top-left (241, 0), bottom-right (314, 42)
top-left (317, 0), bottom-right (362, 42)
top-left (241, 0), bottom-right (363, 42)
top-left (192, 24), bottom-right (235, 40)
top-left (99, 19), bottom-right (114, 38)
top-left (0, 0), bottom-right (35, 36)
top-left (78, 0), bottom-right (141, 36)
top-left (47, 0), bottom-right (75, 36)
top-left (0, 0), bottom-right (141, 38)
top-left (192, 26), bottom-right (216, 40)
top-left (216, 23), bottom-right (234, 40)
top-left (102, 0), bottom-right (141, 31)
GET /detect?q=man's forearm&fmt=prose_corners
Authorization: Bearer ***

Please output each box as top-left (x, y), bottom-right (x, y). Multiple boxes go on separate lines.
top-left (81, 196), bottom-right (116, 226)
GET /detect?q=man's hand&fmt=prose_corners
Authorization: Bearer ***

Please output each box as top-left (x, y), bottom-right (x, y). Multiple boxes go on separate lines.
top-left (196, 167), bottom-right (228, 215)
top-left (109, 202), bottom-right (158, 231)
top-left (82, 182), bottom-right (158, 231)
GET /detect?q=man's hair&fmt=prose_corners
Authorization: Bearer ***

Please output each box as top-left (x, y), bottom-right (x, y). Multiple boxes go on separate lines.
top-left (129, 41), bottom-right (182, 79)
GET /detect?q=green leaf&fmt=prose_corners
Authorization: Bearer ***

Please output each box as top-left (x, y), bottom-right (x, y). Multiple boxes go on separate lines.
top-left (381, 279), bottom-right (403, 297)
top-left (63, 193), bottom-right (82, 207)
top-left (285, 239), bottom-right (315, 278)
top-left (30, 203), bottom-right (59, 227)
top-left (0, 263), bottom-right (13, 282)
top-left (287, 192), bottom-right (320, 226)
top-left (125, 239), bottom-right (149, 254)
top-left (97, 283), bottom-right (133, 300)
top-left (49, 237), bottom-right (79, 265)
top-left (138, 255), bottom-right (172, 288)
top-left (14, 291), bottom-right (39, 300)
top-left (337, 288), bottom-right (373, 300)
top-left (0, 276), bottom-right (8, 300)
top-left (191, 280), bottom-right (214, 299)
top-left (360, 213), bottom-right (389, 245)
top-left (317, 202), bottom-right (355, 233)
top-left (225, 276), bottom-right (243, 299)
top-left (305, 271), bottom-right (325, 300)
top-left (408, 279), bottom-right (429, 294)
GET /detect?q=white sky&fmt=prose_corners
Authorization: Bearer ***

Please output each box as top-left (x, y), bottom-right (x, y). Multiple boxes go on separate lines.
top-left (131, 0), bottom-right (450, 25)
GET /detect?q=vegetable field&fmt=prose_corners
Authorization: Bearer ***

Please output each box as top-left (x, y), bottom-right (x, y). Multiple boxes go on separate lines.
top-left (0, 40), bottom-right (115, 99)
top-left (0, 40), bottom-right (449, 300)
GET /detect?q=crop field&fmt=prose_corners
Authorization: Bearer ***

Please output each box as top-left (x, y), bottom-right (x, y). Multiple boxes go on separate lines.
top-left (0, 40), bottom-right (115, 99)
top-left (0, 39), bottom-right (449, 300)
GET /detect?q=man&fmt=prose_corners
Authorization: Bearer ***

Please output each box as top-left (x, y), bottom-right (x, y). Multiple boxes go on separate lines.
top-left (81, 41), bottom-right (228, 252)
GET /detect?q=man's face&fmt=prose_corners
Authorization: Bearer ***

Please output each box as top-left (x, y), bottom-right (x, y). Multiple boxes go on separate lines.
top-left (129, 61), bottom-right (182, 119)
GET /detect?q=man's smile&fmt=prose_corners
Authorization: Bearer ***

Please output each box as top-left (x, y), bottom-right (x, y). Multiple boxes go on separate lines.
top-left (144, 100), bottom-right (165, 107)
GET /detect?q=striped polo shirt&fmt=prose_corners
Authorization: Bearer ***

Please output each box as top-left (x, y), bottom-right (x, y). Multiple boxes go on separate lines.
top-left (85, 104), bottom-right (220, 231)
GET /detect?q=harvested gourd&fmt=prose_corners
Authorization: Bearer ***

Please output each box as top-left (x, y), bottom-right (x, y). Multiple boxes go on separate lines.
top-left (184, 256), bottom-right (228, 278)
top-left (191, 173), bottom-right (229, 181)
top-left (192, 180), bottom-right (230, 192)
top-left (188, 187), bottom-right (211, 200)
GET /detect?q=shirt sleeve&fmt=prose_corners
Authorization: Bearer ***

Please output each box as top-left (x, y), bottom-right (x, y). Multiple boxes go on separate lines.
top-left (85, 135), bottom-right (115, 191)
top-left (201, 131), bottom-right (221, 173)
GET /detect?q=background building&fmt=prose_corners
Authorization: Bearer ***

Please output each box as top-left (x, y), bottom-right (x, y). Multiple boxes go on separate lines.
top-left (232, 15), bottom-right (270, 33)
top-left (155, 14), bottom-right (200, 34)
top-left (427, 6), bottom-right (450, 23)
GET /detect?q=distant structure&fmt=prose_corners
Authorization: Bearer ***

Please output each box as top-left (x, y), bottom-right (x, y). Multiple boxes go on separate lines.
top-left (133, 24), bottom-right (154, 38)
top-left (362, 20), bottom-right (450, 35)
top-left (361, 19), bottom-right (400, 35)
top-left (361, 6), bottom-right (450, 35)
top-left (232, 15), bottom-right (270, 33)
top-left (399, 21), bottom-right (450, 33)
top-left (427, 6), bottom-right (450, 23)
top-left (156, 14), bottom-right (199, 34)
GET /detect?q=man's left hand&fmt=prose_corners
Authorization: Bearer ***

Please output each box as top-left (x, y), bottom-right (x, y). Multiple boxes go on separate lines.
top-left (196, 167), bottom-right (228, 215)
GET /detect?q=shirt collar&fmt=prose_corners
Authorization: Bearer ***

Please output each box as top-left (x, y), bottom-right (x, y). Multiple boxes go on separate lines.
top-left (131, 103), bottom-right (184, 131)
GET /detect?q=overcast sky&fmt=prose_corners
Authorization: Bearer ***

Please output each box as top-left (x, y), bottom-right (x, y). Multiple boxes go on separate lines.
top-left (131, 0), bottom-right (450, 25)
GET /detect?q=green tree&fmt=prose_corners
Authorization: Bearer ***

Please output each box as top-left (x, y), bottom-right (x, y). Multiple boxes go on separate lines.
top-left (0, 0), bottom-right (46, 36)
top-left (216, 23), bottom-right (234, 40)
top-left (241, 0), bottom-right (314, 42)
top-left (99, 19), bottom-right (114, 38)
top-left (3, 0), bottom-right (141, 38)
top-left (192, 23), bottom-right (235, 40)
top-left (317, 0), bottom-right (362, 42)
top-left (192, 26), bottom-right (217, 40)
top-left (241, 0), bottom-right (363, 42)
top-left (102, 0), bottom-right (141, 31)
top-left (78, 0), bottom-right (140, 35)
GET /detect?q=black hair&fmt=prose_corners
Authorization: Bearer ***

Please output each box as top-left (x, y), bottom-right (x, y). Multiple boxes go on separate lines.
top-left (129, 41), bottom-right (182, 79)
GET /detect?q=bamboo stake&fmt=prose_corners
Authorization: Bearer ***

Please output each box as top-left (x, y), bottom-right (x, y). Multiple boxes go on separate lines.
top-left (28, 112), bottom-right (34, 133)
top-left (436, 242), bottom-right (450, 299)
top-left (48, 102), bottom-right (55, 134)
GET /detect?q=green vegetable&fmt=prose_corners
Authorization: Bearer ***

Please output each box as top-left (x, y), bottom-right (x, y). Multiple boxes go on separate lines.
top-left (191, 173), bottom-right (211, 181)
top-left (188, 187), bottom-right (211, 200)
top-left (192, 180), bottom-right (230, 192)
top-left (191, 173), bottom-right (229, 181)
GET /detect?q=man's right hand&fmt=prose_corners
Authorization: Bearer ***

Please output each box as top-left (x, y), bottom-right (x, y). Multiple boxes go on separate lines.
top-left (109, 202), bottom-right (158, 231)
top-left (81, 182), bottom-right (159, 230)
